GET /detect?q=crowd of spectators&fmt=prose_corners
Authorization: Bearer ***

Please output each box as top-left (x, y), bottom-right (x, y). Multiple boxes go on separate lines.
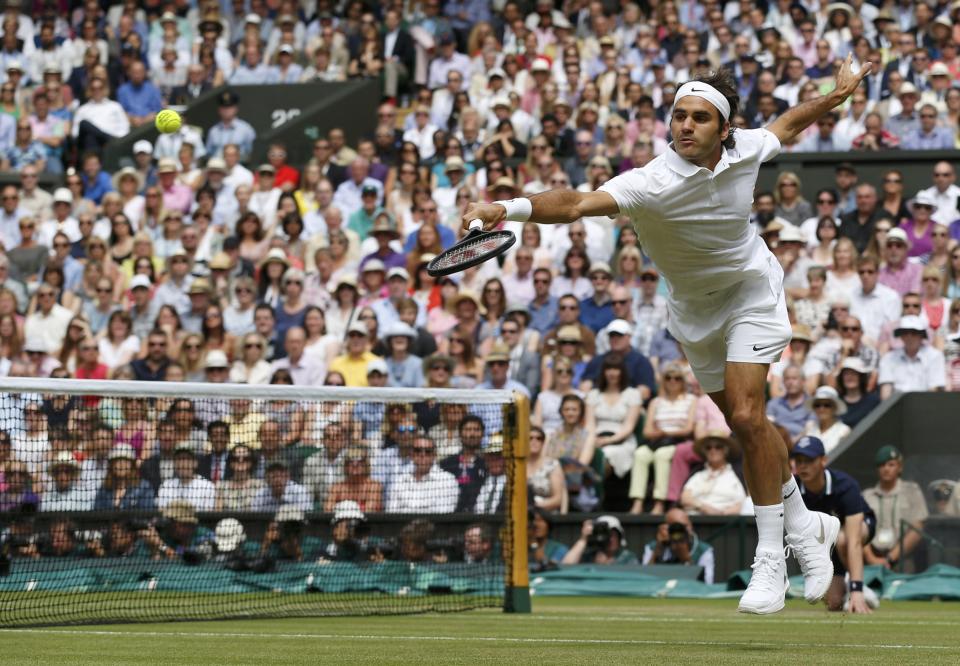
top-left (0, 0), bottom-right (957, 543)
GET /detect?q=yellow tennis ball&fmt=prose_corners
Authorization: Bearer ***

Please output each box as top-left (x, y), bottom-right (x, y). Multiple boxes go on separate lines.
top-left (155, 109), bottom-right (182, 134)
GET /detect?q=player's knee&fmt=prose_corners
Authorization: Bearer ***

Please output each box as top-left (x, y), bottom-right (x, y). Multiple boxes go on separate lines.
top-left (727, 405), bottom-right (765, 439)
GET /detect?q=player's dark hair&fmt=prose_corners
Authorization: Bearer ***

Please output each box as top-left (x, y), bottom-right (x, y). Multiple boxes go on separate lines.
top-left (692, 69), bottom-right (739, 149)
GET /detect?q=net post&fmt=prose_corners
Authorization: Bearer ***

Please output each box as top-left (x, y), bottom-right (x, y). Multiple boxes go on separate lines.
top-left (503, 391), bottom-right (531, 613)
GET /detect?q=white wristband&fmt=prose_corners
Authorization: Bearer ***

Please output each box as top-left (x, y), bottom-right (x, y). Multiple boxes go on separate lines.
top-left (495, 198), bottom-right (532, 222)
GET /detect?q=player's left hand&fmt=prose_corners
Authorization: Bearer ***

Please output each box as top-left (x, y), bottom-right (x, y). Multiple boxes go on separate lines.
top-left (834, 54), bottom-right (871, 101)
top-left (848, 591), bottom-right (873, 614)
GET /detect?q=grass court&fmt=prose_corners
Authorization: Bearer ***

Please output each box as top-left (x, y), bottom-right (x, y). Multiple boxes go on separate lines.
top-left (2, 597), bottom-right (959, 664)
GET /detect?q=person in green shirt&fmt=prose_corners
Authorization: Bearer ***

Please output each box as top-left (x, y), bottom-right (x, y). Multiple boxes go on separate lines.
top-left (347, 185), bottom-right (382, 238)
top-left (561, 515), bottom-right (639, 565)
top-left (257, 504), bottom-right (323, 562)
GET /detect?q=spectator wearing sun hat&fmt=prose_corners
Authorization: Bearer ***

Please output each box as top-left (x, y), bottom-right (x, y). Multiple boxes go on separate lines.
top-left (801, 386), bottom-right (851, 455)
top-left (878, 315), bottom-right (946, 399)
top-left (41, 451), bottom-right (93, 512)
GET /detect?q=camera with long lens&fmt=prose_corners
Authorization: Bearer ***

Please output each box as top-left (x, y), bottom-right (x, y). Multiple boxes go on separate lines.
top-left (667, 522), bottom-right (691, 548)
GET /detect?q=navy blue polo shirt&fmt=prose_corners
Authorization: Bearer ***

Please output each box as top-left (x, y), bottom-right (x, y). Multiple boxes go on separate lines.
top-left (797, 468), bottom-right (875, 525)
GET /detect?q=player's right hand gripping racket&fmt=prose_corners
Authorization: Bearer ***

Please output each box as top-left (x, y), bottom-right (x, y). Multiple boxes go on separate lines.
top-left (426, 219), bottom-right (517, 277)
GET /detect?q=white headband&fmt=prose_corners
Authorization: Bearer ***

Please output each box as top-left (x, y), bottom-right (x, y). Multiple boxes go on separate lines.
top-left (675, 81), bottom-right (731, 121)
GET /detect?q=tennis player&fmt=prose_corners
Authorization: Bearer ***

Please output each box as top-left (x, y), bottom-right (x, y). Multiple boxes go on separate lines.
top-left (464, 56), bottom-right (872, 614)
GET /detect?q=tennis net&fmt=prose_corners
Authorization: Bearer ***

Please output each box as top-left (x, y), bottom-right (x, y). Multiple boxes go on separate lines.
top-left (0, 378), bottom-right (530, 626)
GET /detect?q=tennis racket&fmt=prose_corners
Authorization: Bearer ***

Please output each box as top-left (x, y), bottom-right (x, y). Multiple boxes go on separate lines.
top-left (426, 219), bottom-right (516, 277)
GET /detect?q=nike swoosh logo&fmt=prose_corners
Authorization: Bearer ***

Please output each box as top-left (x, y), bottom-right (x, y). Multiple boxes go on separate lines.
top-left (752, 343), bottom-right (778, 352)
top-left (815, 517), bottom-right (825, 544)
top-left (784, 487), bottom-right (796, 500)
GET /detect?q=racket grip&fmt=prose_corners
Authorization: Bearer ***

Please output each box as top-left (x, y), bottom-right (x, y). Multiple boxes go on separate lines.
top-left (468, 219), bottom-right (483, 231)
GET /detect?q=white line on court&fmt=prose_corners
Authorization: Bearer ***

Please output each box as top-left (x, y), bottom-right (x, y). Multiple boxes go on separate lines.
top-left (519, 613), bottom-right (960, 627)
top-left (1, 629), bottom-right (956, 651)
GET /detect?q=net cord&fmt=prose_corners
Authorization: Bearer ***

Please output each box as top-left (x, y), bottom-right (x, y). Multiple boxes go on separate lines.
top-left (0, 378), bottom-right (515, 404)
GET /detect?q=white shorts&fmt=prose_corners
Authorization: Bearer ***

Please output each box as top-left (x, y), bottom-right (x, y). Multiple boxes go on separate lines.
top-left (666, 264), bottom-right (791, 394)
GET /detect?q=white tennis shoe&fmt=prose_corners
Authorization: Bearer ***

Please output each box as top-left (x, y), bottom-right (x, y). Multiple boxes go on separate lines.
top-left (785, 512), bottom-right (841, 603)
top-left (738, 550), bottom-right (789, 614)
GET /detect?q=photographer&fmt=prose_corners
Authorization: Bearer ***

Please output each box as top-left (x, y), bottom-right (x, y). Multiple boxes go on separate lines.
top-left (140, 501), bottom-right (215, 562)
top-left (259, 504), bottom-right (321, 562)
top-left (319, 500), bottom-right (369, 563)
top-left (642, 508), bottom-right (716, 584)
top-left (561, 515), bottom-right (638, 565)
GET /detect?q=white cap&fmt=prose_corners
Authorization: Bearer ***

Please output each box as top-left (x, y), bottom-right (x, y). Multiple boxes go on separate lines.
top-left (133, 139), bottom-right (153, 154)
top-left (214, 518), bottom-right (245, 552)
top-left (362, 259), bottom-right (386, 273)
top-left (204, 349), bottom-right (229, 369)
top-left (930, 61), bottom-right (951, 76)
top-left (594, 515), bottom-right (626, 545)
top-left (366, 358), bottom-right (388, 375)
top-left (52, 187), bottom-right (73, 204)
top-left (840, 356), bottom-right (867, 374)
top-left (913, 190), bottom-right (939, 211)
top-left (894, 315), bottom-right (927, 336)
top-left (607, 319), bottom-right (634, 336)
top-left (278, 44), bottom-right (295, 55)
top-left (886, 227), bottom-right (910, 245)
top-left (487, 67), bottom-right (506, 79)
top-left (491, 95), bottom-right (512, 108)
top-left (588, 261), bottom-right (612, 276)
top-left (898, 81), bottom-right (919, 96)
top-left (386, 267), bottom-right (410, 281)
top-left (129, 274), bottom-right (152, 290)
top-left (206, 157), bottom-right (227, 171)
top-left (777, 224), bottom-right (805, 244)
top-left (331, 499), bottom-right (365, 525)
top-left (384, 321), bottom-right (416, 339)
top-left (244, 13), bottom-right (262, 24)
top-left (24, 337), bottom-right (48, 353)
top-left (805, 385), bottom-right (847, 415)
top-left (531, 58), bottom-right (551, 72)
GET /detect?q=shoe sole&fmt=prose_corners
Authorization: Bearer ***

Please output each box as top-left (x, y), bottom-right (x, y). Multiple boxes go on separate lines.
top-left (738, 573), bottom-right (789, 615)
top-left (804, 514), bottom-right (841, 604)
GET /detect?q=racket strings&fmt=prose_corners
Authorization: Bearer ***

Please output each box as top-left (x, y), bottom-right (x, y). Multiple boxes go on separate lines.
top-left (433, 234), bottom-right (511, 269)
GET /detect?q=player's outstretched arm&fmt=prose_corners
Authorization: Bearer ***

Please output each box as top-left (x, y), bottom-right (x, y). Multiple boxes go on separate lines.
top-left (463, 190), bottom-right (619, 231)
top-left (766, 54), bottom-right (870, 145)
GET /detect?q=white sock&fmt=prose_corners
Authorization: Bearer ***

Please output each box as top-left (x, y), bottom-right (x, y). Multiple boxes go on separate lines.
top-left (781, 477), bottom-right (814, 535)
top-left (754, 503), bottom-right (785, 554)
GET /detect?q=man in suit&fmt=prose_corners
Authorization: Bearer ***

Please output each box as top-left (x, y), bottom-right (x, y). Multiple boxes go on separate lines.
top-left (382, 8), bottom-right (416, 98)
top-left (197, 420), bottom-right (232, 483)
top-left (140, 419), bottom-right (179, 494)
top-left (471, 439), bottom-right (507, 514)
top-left (881, 34), bottom-right (918, 94)
top-left (169, 64), bottom-right (212, 107)
top-left (499, 314), bottom-right (541, 399)
top-left (308, 137), bottom-right (347, 190)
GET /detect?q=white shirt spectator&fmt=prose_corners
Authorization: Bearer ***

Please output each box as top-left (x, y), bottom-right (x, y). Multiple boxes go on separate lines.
top-left (270, 354), bottom-right (324, 387)
top-left (403, 122), bottom-right (439, 160)
top-left (71, 98), bottom-right (130, 139)
top-left (157, 475), bottom-right (216, 511)
top-left (249, 187), bottom-right (282, 230)
top-left (878, 345), bottom-right (947, 393)
top-left (850, 283), bottom-right (901, 342)
top-left (386, 464), bottom-right (459, 513)
top-left (98, 335), bottom-right (141, 371)
top-left (24, 303), bottom-right (73, 353)
top-left (921, 183), bottom-right (960, 226)
top-left (153, 126), bottom-right (207, 161)
top-left (332, 177), bottom-right (384, 219)
top-left (682, 464), bottom-right (746, 515)
top-left (801, 419), bottom-right (851, 455)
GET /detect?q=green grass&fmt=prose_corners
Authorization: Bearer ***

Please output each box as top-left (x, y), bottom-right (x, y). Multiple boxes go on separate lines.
top-left (3, 597), bottom-right (959, 664)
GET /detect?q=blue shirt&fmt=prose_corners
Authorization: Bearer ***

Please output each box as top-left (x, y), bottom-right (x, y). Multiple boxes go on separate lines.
top-left (579, 295), bottom-right (614, 332)
top-left (206, 119), bottom-right (257, 160)
top-left (528, 297), bottom-right (558, 333)
top-left (117, 81), bottom-right (163, 117)
top-left (797, 468), bottom-right (875, 524)
top-left (766, 395), bottom-right (811, 439)
top-left (900, 126), bottom-right (955, 150)
top-left (4, 140), bottom-right (47, 169)
top-left (81, 170), bottom-right (114, 205)
top-left (581, 349), bottom-right (656, 392)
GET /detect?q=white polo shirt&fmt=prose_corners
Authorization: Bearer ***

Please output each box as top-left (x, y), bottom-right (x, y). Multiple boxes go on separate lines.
top-left (599, 128), bottom-right (781, 302)
top-left (850, 283), bottom-right (901, 342)
top-left (878, 345), bottom-right (946, 393)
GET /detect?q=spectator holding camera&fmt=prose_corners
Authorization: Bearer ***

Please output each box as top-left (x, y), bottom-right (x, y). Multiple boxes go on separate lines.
top-left (641, 508), bottom-right (716, 584)
top-left (528, 507), bottom-right (568, 572)
top-left (863, 446), bottom-right (928, 572)
top-left (318, 500), bottom-right (369, 563)
top-left (259, 504), bottom-right (320, 563)
top-left (561, 515), bottom-right (638, 565)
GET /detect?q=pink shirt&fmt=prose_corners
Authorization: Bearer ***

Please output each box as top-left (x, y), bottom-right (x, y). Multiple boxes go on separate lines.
top-left (878, 262), bottom-right (923, 297)
top-left (162, 182), bottom-right (193, 214)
